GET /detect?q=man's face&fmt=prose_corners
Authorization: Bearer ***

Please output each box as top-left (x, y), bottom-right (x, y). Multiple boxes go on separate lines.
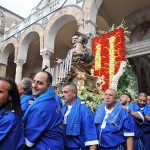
top-left (0, 80), bottom-right (10, 107)
top-left (71, 35), bottom-right (78, 45)
top-left (62, 85), bottom-right (76, 105)
top-left (32, 72), bottom-right (51, 98)
top-left (104, 89), bottom-right (116, 108)
top-left (17, 82), bottom-right (24, 96)
top-left (147, 96), bottom-right (150, 105)
top-left (138, 95), bottom-right (147, 108)
top-left (119, 94), bottom-right (130, 106)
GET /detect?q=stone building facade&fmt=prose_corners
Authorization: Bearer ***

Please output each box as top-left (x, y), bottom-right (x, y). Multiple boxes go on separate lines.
top-left (1, 0), bottom-right (150, 93)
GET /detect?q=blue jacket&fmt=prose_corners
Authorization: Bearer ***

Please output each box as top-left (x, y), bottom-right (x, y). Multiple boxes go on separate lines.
top-left (24, 87), bottom-right (64, 150)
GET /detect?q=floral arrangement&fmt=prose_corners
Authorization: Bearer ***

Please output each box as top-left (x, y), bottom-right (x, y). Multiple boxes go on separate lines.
top-left (92, 27), bottom-right (126, 91)
top-left (78, 87), bottom-right (104, 113)
top-left (97, 19), bottom-right (130, 43)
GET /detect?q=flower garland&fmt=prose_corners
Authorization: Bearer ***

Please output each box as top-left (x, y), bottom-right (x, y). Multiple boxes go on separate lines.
top-left (92, 28), bottom-right (126, 91)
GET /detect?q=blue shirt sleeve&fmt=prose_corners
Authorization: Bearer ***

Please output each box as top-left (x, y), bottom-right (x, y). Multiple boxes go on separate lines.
top-left (122, 111), bottom-right (135, 137)
top-left (128, 102), bottom-right (134, 111)
top-left (144, 103), bottom-right (150, 116)
top-left (0, 112), bottom-right (25, 150)
top-left (81, 105), bottom-right (99, 146)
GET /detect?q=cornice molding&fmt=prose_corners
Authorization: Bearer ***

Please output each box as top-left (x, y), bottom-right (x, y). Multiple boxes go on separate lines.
top-left (127, 40), bottom-right (150, 58)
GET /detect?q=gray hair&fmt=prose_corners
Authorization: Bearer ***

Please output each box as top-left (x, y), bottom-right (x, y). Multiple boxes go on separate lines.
top-left (20, 77), bottom-right (33, 95)
top-left (106, 88), bottom-right (118, 99)
top-left (63, 83), bottom-right (78, 95)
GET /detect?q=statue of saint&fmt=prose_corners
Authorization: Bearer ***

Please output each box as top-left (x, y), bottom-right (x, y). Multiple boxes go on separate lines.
top-left (71, 32), bottom-right (94, 75)
top-left (55, 32), bottom-right (94, 85)
top-left (56, 32), bottom-right (94, 75)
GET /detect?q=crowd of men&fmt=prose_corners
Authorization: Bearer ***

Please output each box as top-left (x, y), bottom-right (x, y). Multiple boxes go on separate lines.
top-left (0, 70), bottom-right (150, 150)
top-left (0, 32), bottom-right (150, 150)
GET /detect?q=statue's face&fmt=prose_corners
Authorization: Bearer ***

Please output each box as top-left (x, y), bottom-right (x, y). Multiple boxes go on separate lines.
top-left (77, 36), bottom-right (83, 43)
top-left (71, 35), bottom-right (78, 45)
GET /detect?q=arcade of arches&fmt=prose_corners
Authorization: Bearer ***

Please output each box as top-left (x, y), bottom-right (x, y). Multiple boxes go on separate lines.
top-left (1, 0), bottom-right (150, 94)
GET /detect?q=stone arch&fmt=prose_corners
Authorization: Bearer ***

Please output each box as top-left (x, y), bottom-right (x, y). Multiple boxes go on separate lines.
top-left (1, 37), bottom-right (19, 64)
top-left (20, 24), bottom-right (43, 48)
top-left (133, 57), bottom-right (149, 93)
top-left (140, 57), bottom-right (150, 93)
top-left (1, 43), bottom-right (16, 79)
top-left (130, 21), bottom-right (150, 43)
top-left (126, 6), bottom-right (150, 42)
top-left (19, 24), bottom-right (43, 61)
top-left (96, 15), bottom-right (109, 31)
top-left (44, 6), bottom-right (82, 52)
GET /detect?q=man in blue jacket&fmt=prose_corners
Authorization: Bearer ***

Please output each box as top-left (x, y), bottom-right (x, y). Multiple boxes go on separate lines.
top-left (23, 71), bottom-right (64, 150)
top-left (61, 83), bottom-right (98, 150)
top-left (128, 92), bottom-right (150, 150)
top-left (17, 77), bottom-right (34, 113)
top-left (0, 77), bottom-right (25, 150)
top-left (120, 93), bottom-right (145, 150)
top-left (95, 89), bottom-right (134, 150)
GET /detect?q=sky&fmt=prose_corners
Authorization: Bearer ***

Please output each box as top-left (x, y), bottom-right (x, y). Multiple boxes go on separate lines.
top-left (0, 0), bottom-right (41, 18)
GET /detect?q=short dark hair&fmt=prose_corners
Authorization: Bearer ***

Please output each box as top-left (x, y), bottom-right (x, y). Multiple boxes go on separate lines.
top-left (40, 71), bottom-right (53, 84)
top-left (122, 93), bottom-right (132, 101)
top-left (138, 92), bottom-right (147, 97)
top-left (0, 76), bottom-right (22, 116)
top-left (72, 32), bottom-right (88, 45)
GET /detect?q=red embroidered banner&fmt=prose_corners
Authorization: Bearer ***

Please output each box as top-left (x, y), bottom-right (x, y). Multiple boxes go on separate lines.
top-left (92, 28), bottom-right (126, 91)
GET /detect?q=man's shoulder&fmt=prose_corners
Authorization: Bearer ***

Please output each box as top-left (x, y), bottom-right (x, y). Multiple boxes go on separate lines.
top-left (118, 107), bottom-right (132, 119)
top-left (1, 111), bottom-right (19, 124)
top-left (80, 103), bottom-right (93, 115)
top-left (33, 98), bottom-right (58, 111)
top-left (80, 103), bottom-right (89, 110)
top-left (95, 102), bottom-right (105, 110)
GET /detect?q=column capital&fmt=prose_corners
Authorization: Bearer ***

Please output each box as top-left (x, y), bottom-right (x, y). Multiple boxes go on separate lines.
top-left (14, 59), bottom-right (25, 66)
top-left (40, 47), bottom-right (53, 59)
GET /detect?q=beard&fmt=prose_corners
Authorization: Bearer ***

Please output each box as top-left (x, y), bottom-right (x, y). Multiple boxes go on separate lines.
top-left (120, 101), bottom-right (127, 106)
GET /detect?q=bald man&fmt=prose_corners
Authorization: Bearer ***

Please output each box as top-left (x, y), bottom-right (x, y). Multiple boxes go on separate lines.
top-left (95, 89), bottom-right (134, 150)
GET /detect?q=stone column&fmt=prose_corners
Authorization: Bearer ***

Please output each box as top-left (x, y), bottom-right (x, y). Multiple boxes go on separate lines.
top-left (0, 64), bottom-right (7, 76)
top-left (14, 59), bottom-right (25, 83)
top-left (133, 58), bottom-right (141, 92)
top-left (40, 48), bottom-right (52, 69)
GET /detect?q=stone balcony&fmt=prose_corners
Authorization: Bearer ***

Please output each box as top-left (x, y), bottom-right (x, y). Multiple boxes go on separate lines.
top-left (3, 0), bottom-right (67, 41)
